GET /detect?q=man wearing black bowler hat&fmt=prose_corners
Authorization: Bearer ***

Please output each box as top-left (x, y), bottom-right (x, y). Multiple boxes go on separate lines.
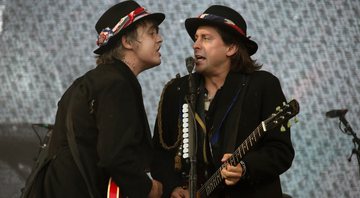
top-left (43, 1), bottom-right (164, 197)
top-left (151, 5), bottom-right (295, 198)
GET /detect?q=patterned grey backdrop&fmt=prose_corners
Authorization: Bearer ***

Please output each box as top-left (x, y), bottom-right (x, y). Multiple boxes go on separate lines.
top-left (0, 0), bottom-right (359, 197)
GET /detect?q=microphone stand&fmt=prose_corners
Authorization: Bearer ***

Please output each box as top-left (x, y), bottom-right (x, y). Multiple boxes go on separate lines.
top-left (339, 115), bottom-right (360, 176)
top-left (186, 58), bottom-right (197, 198)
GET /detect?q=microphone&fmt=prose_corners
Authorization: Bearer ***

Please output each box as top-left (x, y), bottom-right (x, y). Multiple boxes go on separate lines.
top-left (325, 109), bottom-right (348, 118)
top-left (186, 57), bottom-right (195, 74)
top-left (185, 56), bottom-right (197, 198)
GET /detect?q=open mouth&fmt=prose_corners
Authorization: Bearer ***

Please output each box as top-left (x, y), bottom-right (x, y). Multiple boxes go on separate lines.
top-left (195, 55), bottom-right (206, 62)
top-left (156, 46), bottom-right (161, 56)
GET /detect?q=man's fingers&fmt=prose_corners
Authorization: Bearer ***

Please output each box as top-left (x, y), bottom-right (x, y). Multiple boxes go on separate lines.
top-left (224, 179), bottom-right (237, 186)
top-left (171, 187), bottom-right (188, 198)
top-left (221, 153), bottom-right (233, 162)
top-left (222, 167), bottom-right (242, 178)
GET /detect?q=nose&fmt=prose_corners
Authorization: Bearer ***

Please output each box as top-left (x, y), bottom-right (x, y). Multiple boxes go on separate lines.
top-left (193, 38), bottom-right (200, 49)
top-left (157, 33), bottom-right (163, 44)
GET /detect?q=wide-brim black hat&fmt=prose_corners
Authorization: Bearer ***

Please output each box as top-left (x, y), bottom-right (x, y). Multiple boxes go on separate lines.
top-left (94, 1), bottom-right (165, 54)
top-left (185, 5), bottom-right (258, 56)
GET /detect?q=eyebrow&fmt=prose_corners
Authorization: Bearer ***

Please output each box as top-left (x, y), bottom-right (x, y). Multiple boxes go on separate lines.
top-left (150, 25), bottom-right (159, 32)
top-left (195, 33), bottom-right (211, 38)
top-left (143, 23), bottom-right (159, 32)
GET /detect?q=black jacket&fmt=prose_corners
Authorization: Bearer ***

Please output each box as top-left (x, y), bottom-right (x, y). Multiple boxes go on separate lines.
top-left (44, 59), bottom-right (153, 197)
top-left (151, 71), bottom-right (295, 198)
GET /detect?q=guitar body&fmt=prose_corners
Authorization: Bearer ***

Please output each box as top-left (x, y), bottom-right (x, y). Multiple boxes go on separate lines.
top-left (107, 177), bottom-right (122, 198)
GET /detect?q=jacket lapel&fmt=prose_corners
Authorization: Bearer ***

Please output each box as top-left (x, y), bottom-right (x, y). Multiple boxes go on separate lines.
top-left (114, 59), bottom-right (153, 144)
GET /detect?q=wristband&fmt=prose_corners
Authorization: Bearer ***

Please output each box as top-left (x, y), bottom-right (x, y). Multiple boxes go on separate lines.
top-left (239, 160), bottom-right (247, 177)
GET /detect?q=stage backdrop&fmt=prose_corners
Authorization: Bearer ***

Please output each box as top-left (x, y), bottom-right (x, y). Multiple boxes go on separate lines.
top-left (0, 0), bottom-right (359, 197)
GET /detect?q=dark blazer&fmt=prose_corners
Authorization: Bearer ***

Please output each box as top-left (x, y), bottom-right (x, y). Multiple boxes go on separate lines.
top-left (151, 71), bottom-right (295, 198)
top-left (44, 59), bottom-right (153, 197)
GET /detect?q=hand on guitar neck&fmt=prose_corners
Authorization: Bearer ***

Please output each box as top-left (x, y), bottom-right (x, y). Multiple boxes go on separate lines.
top-left (169, 153), bottom-right (244, 198)
top-left (220, 153), bottom-right (245, 186)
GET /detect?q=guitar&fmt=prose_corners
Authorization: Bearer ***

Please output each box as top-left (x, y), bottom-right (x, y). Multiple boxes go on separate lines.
top-left (107, 177), bottom-right (121, 198)
top-left (196, 99), bottom-right (300, 198)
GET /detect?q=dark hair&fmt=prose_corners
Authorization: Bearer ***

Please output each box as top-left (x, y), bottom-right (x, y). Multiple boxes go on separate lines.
top-left (216, 26), bottom-right (262, 73)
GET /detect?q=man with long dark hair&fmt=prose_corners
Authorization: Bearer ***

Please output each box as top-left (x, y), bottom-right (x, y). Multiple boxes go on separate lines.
top-left (152, 5), bottom-right (294, 198)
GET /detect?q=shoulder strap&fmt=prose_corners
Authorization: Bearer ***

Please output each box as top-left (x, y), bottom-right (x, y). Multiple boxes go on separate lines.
top-left (224, 74), bottom-right (250, 152)
top-left (157, 74), bottom-right (183, 150)
top-left (20, 128), bottom-right (54, 198)
top-left (66, 93), bottom-right (96, 198)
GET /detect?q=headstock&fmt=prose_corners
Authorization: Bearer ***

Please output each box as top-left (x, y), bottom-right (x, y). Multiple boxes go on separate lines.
top-left (264, 99), bottom-right (300, 132)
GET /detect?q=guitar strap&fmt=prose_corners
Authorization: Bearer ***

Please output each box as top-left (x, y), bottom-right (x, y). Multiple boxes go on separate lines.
top-left (65, 88), bottom-right (97, 198)
top-left (224, 74), bottom-right (250, 152)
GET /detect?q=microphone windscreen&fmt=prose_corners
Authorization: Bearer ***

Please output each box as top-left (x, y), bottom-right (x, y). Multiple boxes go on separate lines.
top-left (186, 57), bottom-right (195, 73)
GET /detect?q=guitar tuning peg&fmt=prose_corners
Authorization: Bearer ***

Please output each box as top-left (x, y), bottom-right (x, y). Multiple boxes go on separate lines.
top-left (283, 102), bottom-right (286, 106)
top-left (294, 117), bottom-right (299, 123)
top-left (280, 125), bottom-right (286, 132)
top-left (287, 121), bottom-right (292, 128)
top-left (276, 106), bottom-right (281, 111)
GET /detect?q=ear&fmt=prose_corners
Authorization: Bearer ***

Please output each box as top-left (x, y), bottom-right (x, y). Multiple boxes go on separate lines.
top-left (121, 35), bottom-right (133, 50)
top-left (226, 44), bottom-right (238, 57)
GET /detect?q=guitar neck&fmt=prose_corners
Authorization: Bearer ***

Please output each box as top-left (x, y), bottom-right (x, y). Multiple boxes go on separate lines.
top-left (197, 123), bottom-right (265, 197)
top-left (196, 99), bottom-right (300, 197)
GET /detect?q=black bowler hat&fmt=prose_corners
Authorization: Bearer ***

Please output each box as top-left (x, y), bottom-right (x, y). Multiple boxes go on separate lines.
top-left (94, 0), bottom-right (165, 54)
top-left (185, 5), bottom-right (258, 55)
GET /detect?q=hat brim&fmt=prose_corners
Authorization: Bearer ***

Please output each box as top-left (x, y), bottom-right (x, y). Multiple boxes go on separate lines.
top-left (185, 18), bottom-right (258, 56)
top-left (94, 13), bottom-right (165, 55)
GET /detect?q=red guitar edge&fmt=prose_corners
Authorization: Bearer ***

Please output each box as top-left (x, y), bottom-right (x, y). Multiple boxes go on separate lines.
top-left (107, 177), bottom-right (121, 198)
